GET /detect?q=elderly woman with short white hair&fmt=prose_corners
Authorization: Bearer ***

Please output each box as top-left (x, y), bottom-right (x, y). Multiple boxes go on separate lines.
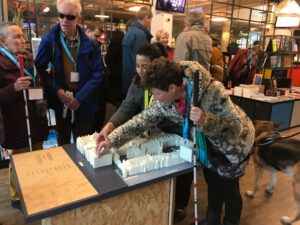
top-left (155, 29), bottom-right (174, 60)
top-left (0, 22), bottom-right (48, 209)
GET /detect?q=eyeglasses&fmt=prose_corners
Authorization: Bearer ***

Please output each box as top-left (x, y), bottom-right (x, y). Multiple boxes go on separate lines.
top-left (58, 13), bottom-right (77, 21)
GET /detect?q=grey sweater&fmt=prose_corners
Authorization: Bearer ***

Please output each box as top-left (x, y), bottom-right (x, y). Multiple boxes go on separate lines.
top-left (109, 75), bottom-right (182, 136)
top-left (174, 25), bottom-right (212, 71)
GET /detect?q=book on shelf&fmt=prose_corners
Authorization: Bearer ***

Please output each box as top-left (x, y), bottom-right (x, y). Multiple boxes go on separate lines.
top-left (270, 55), bottom-right (281, 68)
top-left (282, 55), bottom-right (293, 67)
top-left (253, 73), bottom-right (263, 85)
top-left (272, 39), bottom-right (278, 52)
top-left (293, 43), bottom-right (298, 52)
top-left (284, 37), bottom-right (295, 51)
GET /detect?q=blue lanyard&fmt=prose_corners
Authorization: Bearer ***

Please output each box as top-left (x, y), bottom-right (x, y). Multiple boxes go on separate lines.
top-left (0, 47), bottom-right (35, 82)
top-left (59, 31), bottom-right (80, 69)
top-left (183, 77), bottom-right (192, 139)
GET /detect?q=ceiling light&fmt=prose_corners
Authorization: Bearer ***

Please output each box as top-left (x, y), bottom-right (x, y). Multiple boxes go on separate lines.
top-left (94, 15), bottom-right (109, 18)
top-left (276, 16), bottom-right (300, 27)
top-left (129, 6), bottom-right (141, 11)
top-left (275, 0), bottom-right (300, 17)
top-left (211, 17), bottom-right (228, 22)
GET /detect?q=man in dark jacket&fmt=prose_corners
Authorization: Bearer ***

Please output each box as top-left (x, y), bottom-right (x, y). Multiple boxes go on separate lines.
top-left (122, 6), bottom-right (153, 95)
top-left (105, 29), bottom-right (125, 106)
top-left (35, 0), bottom-right (104, 145)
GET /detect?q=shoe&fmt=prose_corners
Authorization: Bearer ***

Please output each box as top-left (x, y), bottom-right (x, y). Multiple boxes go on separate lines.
top-left (11, 200), bottom-right (21, 210)
top-left (190, 210), bottom-right (221, 225)
top-left (174, 207), bottom-right (187, 221)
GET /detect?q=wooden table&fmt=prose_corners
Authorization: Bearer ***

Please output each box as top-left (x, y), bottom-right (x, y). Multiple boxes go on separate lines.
top-left (11, 144), bottom-right (193, 225)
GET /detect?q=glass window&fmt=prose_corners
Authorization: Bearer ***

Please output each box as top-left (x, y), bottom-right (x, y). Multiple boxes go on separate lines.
top-left (211, 2), bottom-right (232, 19)
top-left (3, 0), bottom-right (274, 55)
top-left (251, 9), bottom-right (266, 22)
top-left (232, 6), bottom-right (250, 20)
top-left (230, 19), bottom-right (250, 48)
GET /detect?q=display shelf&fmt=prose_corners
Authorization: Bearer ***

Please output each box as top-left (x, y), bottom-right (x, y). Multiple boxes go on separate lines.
top-left (259, 35), bottom-right (300, 86)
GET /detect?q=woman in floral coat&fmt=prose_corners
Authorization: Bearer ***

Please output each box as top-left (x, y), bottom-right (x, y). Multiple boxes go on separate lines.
top-left (97, 58), bottom-right (254, 225)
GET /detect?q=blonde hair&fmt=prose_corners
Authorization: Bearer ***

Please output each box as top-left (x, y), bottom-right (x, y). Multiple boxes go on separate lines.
top-left (57, 0), bottom-right (82, 15)
top-left (155, 29), bottom-right (169, 42)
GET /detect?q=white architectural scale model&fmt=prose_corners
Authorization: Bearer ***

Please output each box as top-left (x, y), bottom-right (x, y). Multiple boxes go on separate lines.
top-left (76, 133), bottom-right (193, 178)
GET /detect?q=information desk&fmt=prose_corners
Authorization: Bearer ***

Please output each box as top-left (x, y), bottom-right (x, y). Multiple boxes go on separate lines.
top-left (230, 95), bottom-right (300, 130)
top-left (11, 145), bottom-right (193, 225)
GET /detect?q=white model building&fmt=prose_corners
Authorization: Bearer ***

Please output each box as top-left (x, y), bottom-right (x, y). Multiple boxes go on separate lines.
top-left (76, 133), bottom-right (112, 168)
top-left (112, 133), bottom-right (193, 178)
top-left (76, 133), bottom-right (193, 176)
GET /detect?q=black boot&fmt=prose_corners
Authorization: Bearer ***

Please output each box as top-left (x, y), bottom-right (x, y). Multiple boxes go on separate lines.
top-left (190, 210), bottom-right (221, 225)
top-left (11, 200), bottom-right (21, 210)
top-left (174, 207), bottom-right (187, 221)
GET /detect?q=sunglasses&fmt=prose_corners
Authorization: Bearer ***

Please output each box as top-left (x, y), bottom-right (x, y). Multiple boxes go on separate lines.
top-left (58, 13), bottom-right (77, 21)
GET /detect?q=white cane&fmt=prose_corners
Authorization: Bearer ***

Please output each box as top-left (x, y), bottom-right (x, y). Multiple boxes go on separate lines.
top-left (18, 54), bottom-right (33, 151)
top-left (192, 70), bottom-right (200, 225)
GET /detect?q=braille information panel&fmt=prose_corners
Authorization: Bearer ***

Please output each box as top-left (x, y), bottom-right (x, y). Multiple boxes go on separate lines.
top-left (12, 147), bottom-right (99, 215)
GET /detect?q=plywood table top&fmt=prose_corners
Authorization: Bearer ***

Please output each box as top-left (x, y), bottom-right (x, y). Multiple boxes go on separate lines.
top-left (12, 147), bottom-right (99, 216)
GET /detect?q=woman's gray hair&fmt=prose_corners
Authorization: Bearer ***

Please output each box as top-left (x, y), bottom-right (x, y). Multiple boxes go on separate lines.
top-left (0, 22), bottom-right (17, 39)
top-left (155, 29), bottom-right (169, 42)
top-left (186, 11), bottom-right (206, 27)
top-left (57, 0), bottom-right (82, 15)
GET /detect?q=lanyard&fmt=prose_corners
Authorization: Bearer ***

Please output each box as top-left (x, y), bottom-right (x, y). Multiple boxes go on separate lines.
top-left (182, 77), bottom-right (192, 139)
top-left (59, 31), bottom-right (80, 69)
top-left (0, 47), bottom-right (35, 82)
top-left (144, 89), bottom-right (153, 108)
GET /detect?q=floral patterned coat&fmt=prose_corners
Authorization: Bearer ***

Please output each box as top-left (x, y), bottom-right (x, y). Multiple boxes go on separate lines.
top-left (107, 61), bottom-right (255, 178)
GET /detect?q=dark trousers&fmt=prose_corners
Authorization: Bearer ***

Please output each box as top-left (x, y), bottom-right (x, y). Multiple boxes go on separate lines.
top-left (55, 110), bottom-right (95, 145)
top-left (94, 85), bottom-right (107, 132)
top-left (94, 101), bottom-right (106, 132)
top-left (203, 168), bottom-right (242, 224)
top-left (175, 171), bottom-right (193, 209)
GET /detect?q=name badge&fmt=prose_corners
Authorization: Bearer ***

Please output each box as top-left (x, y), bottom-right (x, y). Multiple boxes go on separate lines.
top-left (28, 88), bottom-right (43, 100)
top-left (70, 72), bottom-right (79, 82)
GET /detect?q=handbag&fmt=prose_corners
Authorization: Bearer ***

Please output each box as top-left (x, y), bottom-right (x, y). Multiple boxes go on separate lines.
top-left (196, 128), bottom-right (209, 167)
